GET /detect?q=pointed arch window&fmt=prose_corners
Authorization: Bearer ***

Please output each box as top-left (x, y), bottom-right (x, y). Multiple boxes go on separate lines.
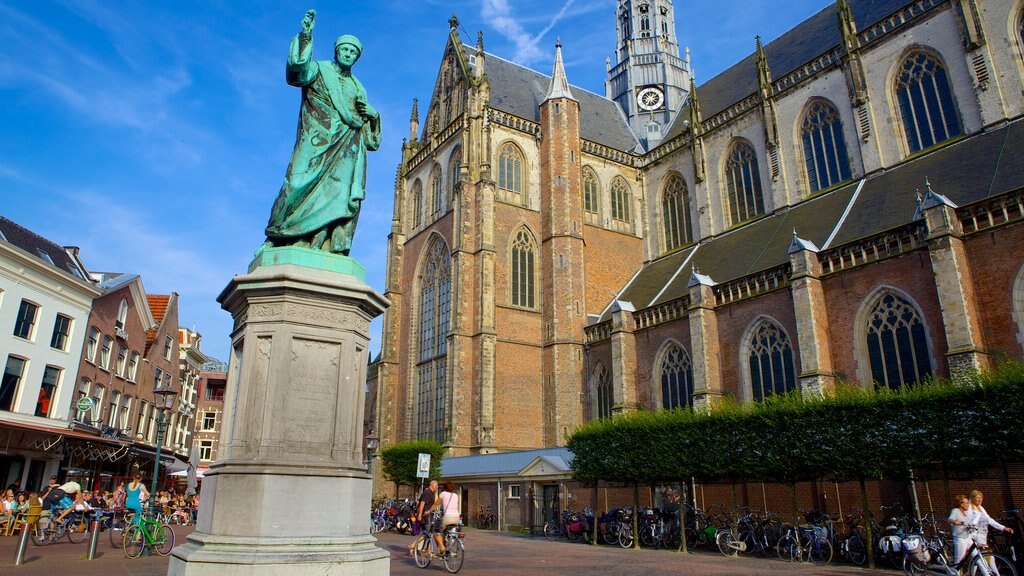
top-left (747, 320), bottom-right (796, 401)
top-left (610, 177), bottom-right (632, 223)
top-left (411, 180), bottom-right (423, 229)
top-left (1014, 266), bottom-right (1024, 355)
top-left (583, 167), bottom-right (600, 224)
top-left (726, 141), bottom-right (765, 225)
top-left (802, 100), bottom-right (852, 192)
top-left (498, 143), bottom-right (524, 194)
top-left (430, 166), bottom-right (444, 217)
top-left (511, 229), bottom-right (536, 309)
top-left (659, 342), bottom-right (694, 409)
top-left (662, 174), bottom-right (692, 250)
top-left (896, 51), bottom-right (962, 153)
top-left (866, 291), bottom-right (932, 388)
top-left (448, 147), bottom-right (462, 205)
top-left (416, 238), bottom-right (451, 442)
top-left (591, 363), bottom-right (612, 420)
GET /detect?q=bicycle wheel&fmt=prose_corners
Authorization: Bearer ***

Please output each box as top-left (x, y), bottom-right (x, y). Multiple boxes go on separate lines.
top-left (109, 517), bottom-right (126, 548)
top-left (902, 553), bottom-right (929, 576)
top-left (776, 533), bottom-right (799, 561)
top-left (717, 531), bottom-right (740, 557)
top-left (31, 516), bottom-right (53, 546)
top-left (846, 533), bottom-right (867, 565)
top-left (567, 524), bottom-right (583, 543)
top-left (809, 536), bottom-right (833, 566)
top-left (123, 525), bottom-right (145, 559)
top-left (543, 521), bottom-right (559, 542)
top-left (972, 553), bottom-right (1018, 576)
top-left (682, 526), bottom-right (699, 550)
top-left (442, 536), bottom-right (464, 574)
top-left (639, 524), bottom-right (658, 547)
top-left (618, 526), bottom-right (633, 548)
top-left (154, 523), bottom-right (175, 556)
top-left (602, 523), bottom-right (619, 545)
top-left (66, 516), bottom-right (90, 544)
top-left (413, 535), bottom-right (431, 568)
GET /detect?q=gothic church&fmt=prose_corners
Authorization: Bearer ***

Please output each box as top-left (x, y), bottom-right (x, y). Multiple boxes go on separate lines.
top-left (374, 0), bottom-right (1024, 457)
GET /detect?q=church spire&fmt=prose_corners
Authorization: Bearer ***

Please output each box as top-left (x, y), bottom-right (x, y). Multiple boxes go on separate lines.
top-left (544, 39), bottom-right (576, 102)
top-left (409, 98), bottom-right (419, 142)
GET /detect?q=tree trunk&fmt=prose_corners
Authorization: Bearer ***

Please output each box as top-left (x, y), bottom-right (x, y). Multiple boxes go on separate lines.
top-left (860, 477), bottom-right (875, 569)
top-left (632, 482), bottom-right (640, 549)
top-left (677, 480), bottom-right (689, 554)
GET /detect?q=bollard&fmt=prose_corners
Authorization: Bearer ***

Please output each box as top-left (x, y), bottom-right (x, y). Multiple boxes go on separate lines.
top-left (87, 519), bottom-right (101, 560)
top-left (14, 522), bottom-right (31, 565)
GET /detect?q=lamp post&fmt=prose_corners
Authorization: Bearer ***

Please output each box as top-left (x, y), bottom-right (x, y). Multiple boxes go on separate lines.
top-left (150, 385), bottom-right (178, 516)
top-left (364, 431), bottom-right (378, 474)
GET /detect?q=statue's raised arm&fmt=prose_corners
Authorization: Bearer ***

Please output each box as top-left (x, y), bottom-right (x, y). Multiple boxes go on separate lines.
top-left (264, 12), bottom-right (382, 256)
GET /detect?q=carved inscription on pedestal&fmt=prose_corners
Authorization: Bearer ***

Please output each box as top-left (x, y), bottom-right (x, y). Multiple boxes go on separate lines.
top-left (284, 338), bottom-right (341, 453)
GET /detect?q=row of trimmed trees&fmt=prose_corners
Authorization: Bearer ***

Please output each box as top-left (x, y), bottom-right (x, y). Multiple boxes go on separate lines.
top-left (566, 362), bottom-right (1024, 563)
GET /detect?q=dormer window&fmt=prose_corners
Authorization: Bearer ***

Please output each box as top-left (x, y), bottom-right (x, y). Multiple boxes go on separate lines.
top-left (37, 249), bottom-right (54, 264)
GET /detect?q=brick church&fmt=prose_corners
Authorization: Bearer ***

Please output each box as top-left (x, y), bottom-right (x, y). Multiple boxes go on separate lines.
top-left (373, 0), bottom-right (1024, 459)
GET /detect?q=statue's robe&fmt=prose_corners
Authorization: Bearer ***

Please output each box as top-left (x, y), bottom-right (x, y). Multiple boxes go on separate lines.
top-left (265, 33), bottom-right (381, 252)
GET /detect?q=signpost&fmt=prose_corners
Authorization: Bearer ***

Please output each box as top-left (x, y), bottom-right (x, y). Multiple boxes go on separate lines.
top-left (416, 453), bottom-right (431, 493)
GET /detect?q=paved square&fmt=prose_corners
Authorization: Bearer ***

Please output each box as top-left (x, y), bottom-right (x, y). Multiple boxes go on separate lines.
top-left (0, 526), bottom-right (897, 575)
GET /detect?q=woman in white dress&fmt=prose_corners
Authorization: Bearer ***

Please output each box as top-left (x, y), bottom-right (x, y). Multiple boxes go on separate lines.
top-left (970, 489), bottom-right (1013, 548)
top-left (949, 494), bottom-right (979, 565)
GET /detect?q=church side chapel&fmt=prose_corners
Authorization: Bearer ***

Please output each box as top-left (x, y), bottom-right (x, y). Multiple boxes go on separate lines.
top-left (373, 0), bottom-right (1024, 460)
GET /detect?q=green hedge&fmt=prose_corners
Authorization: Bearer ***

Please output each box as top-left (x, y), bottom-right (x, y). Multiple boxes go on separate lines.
top-left (567, 362), bottom-right (1024, 485)
top-left (379, 440), bottom-right (446, 489)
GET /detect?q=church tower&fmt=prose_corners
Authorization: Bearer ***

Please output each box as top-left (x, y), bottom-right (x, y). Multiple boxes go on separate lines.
top-left (539, 41), bottom-right (586, 446)
top-left (605, 0), bottom-right (691, 150)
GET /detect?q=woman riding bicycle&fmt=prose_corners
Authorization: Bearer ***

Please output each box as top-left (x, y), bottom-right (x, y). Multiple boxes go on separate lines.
top-left (126, 473), bottom-right (149, 524)
top-left (436, 481), bottom-right (461, 556)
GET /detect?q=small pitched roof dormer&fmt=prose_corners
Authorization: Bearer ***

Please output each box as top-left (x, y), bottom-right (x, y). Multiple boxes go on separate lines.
top-left (544, 39), bottom-right (576, 103)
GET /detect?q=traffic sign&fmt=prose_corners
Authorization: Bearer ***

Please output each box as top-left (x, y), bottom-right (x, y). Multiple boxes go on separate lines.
top-left (416, 453), bottom-right (431, 479)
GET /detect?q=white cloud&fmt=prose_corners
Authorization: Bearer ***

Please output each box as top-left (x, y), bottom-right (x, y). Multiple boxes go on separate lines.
top-left (481, 0), bottom-right (578, 65)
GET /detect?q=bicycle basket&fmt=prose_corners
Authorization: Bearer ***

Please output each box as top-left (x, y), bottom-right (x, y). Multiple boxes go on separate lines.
top-left (879, 534), bottom-right (901, 554)
top-left (901, 537), bottom-right (930, 563)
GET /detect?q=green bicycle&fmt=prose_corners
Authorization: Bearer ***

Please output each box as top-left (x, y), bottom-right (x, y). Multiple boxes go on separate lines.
top-left (122, 513), bottom-right (174, 558)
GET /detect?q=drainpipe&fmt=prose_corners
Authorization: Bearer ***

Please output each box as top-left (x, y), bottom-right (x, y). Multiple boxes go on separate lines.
top-left (497, 478), bottom-right (502, 532)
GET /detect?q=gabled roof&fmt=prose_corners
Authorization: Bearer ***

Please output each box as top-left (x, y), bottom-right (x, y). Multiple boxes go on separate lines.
top-left (96, 273), bottom-right (158, 331)
top-left (665, 0), bottom-right (913, 142)
top-left (480, 49), bottom-right (640, 152)
top-left (145, 294), bottom-right (172, 349)
top-left (606, 117), bottom-right (1024, 320)
top-left (441, 447), bottom-right (574, 478)
top-left (0, 215), bottom-right (90, 280)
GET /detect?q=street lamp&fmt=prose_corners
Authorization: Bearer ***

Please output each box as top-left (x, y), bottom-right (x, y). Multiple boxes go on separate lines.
top-left (364, 431), bottom-right (378, 474)
top-left (150, 384), bottom-right (178, 515)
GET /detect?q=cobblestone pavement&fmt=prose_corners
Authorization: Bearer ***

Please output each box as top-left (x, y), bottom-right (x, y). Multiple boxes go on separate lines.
top-left (0, 525), bottom-right (900, 575)
top-left (376, 529), bottom-right (897, 576)
top-left (0, 525), bottom-right (195, 575)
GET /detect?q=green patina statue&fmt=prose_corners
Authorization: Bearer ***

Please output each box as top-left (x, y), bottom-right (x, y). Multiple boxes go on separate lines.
top-left (264, 9), bottom-right (381, 255)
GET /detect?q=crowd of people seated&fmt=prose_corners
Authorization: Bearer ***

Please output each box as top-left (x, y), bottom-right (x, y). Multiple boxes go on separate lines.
top-left (0, 475), bottom-right (200, 534)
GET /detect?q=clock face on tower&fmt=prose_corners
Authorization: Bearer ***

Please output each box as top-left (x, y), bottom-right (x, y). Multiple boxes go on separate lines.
top-left (636, 86), bottom-right (665, 111)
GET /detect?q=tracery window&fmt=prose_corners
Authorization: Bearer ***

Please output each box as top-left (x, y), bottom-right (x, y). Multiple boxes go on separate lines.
top-left (895, 51), bottom-right (962, 153)
top-left (610, 177), bottom-right (631, 223)
top-left (591, 363), bottom-right (612, 420)
top-left (1014, 266), bottom-right (1024, 355)
top-left (583, 167), bottom-right (600, 225)
top-left (802, 100), bottom-right (852, 192)
top-left (659, 342), bottom-right (693, 410)
top-left (415, 238), bottom-right (451, 442)
top-left (498, 143), bottom-right (524, 195)
top-left (726, 141), bottom-right (765, 225)
top-left (430, 165), bottom-right (444, 217)
top-left (662, 174), bottom-right (692, 251)
top-left (747, 320), bottom-right (796, 401)
top-left (448, 147), bottom-right (461, 205)
top-left (865, 291), bottom-right (932, 389)
top-left (411, 180), bottom-right (423, 228)
top-left (510, 229), bottom-right (536, 309)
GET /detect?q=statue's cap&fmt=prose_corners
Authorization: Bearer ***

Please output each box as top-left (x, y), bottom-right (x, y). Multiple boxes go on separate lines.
top-left (335, 34), bottom-right (362, 55)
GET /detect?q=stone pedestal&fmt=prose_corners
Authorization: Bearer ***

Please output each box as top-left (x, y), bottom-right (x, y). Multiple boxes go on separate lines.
top-left (169, 249), bottom-right (390, 575)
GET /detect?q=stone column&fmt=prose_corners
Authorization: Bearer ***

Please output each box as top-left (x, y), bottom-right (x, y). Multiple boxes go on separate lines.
top-left (788, 235), bottom-right (835, 396)
top-left (920, 188), bottom-right (991, 376)
top-left (609, 301), bottom-right (637, 415)
top-left (688, 270), bottom-right (721, 410)
top-left (170, 246), bottom-right (390, 576)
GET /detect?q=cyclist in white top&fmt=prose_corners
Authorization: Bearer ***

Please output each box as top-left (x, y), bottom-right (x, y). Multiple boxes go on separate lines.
top-left (969, 489), bottom-right (1013, 548)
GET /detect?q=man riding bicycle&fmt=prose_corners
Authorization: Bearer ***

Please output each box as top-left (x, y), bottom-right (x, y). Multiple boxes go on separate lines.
top-left (40, 476), bottom-right (82, 523)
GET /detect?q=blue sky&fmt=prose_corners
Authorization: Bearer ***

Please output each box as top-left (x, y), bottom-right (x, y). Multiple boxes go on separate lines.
top-left (1, 0), bottom-right (833, 363)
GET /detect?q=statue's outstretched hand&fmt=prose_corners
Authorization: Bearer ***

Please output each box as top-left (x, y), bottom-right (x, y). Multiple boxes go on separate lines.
top-left (301, 9), bottom-right (316, 35)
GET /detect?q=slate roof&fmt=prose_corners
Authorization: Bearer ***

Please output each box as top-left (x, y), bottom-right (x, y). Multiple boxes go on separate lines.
top-left (0, 215), bottom-right (89, 279)
top-left (605, 118), bottom-right (1024, 320)
top-left (665, 0), bottom-right (912, 141)
top-left (441, 447), bottom-right (574, 478)
top-left (480, 49), bottom-right (640, 152)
